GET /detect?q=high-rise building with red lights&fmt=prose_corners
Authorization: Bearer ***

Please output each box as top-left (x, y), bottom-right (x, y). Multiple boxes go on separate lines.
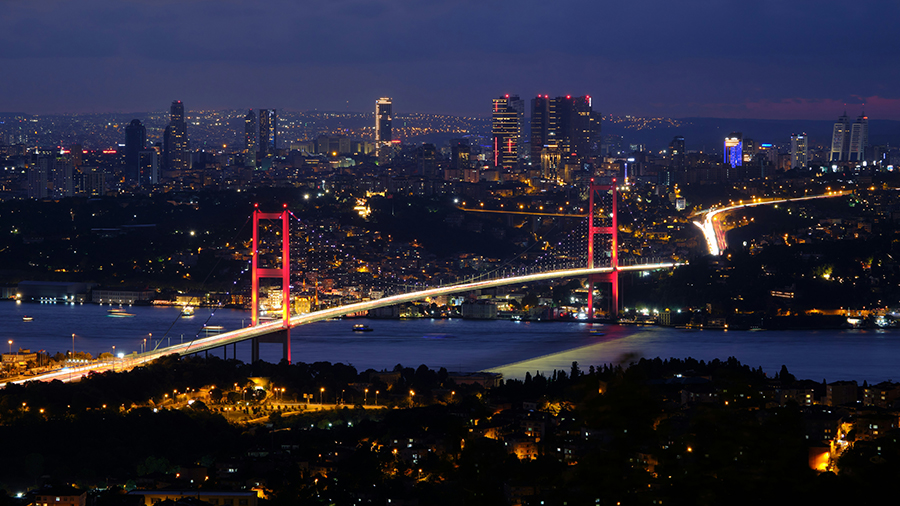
top-left (848, 112), bottom-right (868, 162)
top-left (492, 94), bottom-right (524, 170)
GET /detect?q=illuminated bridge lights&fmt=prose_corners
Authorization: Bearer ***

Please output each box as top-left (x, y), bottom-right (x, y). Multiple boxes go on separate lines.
top-left (0, 263), bottom-right (684, 388)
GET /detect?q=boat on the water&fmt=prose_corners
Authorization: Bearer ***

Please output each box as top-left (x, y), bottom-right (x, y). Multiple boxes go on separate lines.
top-left (22, 316), bottom-right (33, 322)
top-left (352, 324), bottom-right (373, 332)
top-left (107, 312), bottom-right (136, 318)
top-left (181, 306), bottom-right (195, 317)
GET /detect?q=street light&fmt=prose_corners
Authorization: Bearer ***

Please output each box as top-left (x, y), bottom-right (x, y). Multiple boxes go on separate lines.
top-left (364, 388), bottom-right (368, 406)
top-left (409, 389), bottom-right (415, 408)
top-left (320, 387), bottom-right (325, 405)
top-left (7, 340), bottom-right (11, 354)
top-left (111, 346), bottom-right (116, 371)
top-left (375, 390), bottom-right (379, 406)
top-left (71, 333), bottom-right (75, 361)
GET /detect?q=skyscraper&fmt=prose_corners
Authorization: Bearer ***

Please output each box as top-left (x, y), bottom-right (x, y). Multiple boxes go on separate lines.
top-left (258, 109), bottom-right (277, 158)
top-left (124, 119), bottom-right (146, 185)
top-left (375, 97), bottom-right (392, 163)
top-left (450, 139), bottom-right (471, 172)
top-left (848, 112), bottom-right (868, 162)
top-left (416, 143), bottom-right (437, 178)
top-left (790, 133), bottom-right (808, 169)
top-left (530, 95), bottom-right (601, 170)
top-left (724, 133), bottom-right (743, 169)
top-left (492, 94), bottom-right (524, 170)
top-left (830, 112), bottom-right (851, 162)
top-left (244, 110), bottom-right (257, 168)
top-left (164, 100), bottom-right (189, 175)
top-left (530, 95), bottom-right (551, 163)
top-left (568, 95), bottom-right (600, 159)
top-left (138, 149), bottom-right (159, 188)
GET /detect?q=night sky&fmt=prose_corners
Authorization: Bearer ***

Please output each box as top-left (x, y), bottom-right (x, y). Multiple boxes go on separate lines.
top-left (2, 0), bottom-right (898, 119)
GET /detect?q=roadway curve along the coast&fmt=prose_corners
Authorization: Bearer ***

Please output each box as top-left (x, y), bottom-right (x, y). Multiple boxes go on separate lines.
top-left (693, 191), bottom-right (851, 256)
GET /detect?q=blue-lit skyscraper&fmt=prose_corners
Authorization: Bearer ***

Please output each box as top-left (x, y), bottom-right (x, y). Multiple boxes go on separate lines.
top-left (724, 132), bottom-right (742, 169)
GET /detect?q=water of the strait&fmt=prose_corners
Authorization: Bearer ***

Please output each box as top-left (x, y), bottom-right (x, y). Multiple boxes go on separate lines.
top-left (4, 301), bottom-right (899, 382)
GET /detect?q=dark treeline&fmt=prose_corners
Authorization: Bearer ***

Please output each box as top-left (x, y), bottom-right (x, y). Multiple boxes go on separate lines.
top-left (0, 356), bottom-right (896, 505)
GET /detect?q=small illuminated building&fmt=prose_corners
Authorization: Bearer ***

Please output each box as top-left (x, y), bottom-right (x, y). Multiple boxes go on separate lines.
top-left (32, 487), bottom-right (86, 506)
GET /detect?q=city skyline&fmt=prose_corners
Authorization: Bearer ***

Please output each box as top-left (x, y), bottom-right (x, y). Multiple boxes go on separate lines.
top-left (1, 0), bottom-right (898, 120)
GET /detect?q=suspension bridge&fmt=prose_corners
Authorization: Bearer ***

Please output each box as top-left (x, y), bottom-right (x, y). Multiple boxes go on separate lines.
top-left (3, 179), bottom-right (686, 385)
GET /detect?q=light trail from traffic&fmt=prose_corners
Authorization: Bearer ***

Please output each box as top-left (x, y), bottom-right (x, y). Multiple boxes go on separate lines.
top-left (693, 191), bottom-right (851, 256)
top-left (0, 262), bottom-right (682, 387)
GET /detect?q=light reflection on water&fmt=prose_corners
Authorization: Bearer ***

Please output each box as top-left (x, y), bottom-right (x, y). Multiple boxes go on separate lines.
top-left (489, 326), bottom-right (900, 383)
top-left (4, 301), bottom-right (900, 383)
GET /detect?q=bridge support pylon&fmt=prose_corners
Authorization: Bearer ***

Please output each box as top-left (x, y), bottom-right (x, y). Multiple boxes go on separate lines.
top-left (586, 179), bottom-right (618, 321)
top-left (251, 204), bottom-right (292, 363)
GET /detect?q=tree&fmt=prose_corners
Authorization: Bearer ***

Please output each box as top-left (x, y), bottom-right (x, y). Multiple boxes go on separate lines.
top-left (779, 365), bottom-right (795, 384)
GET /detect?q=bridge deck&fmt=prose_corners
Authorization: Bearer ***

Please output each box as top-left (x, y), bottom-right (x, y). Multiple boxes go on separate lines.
top-left (0, 263), bottom-right (681, 387)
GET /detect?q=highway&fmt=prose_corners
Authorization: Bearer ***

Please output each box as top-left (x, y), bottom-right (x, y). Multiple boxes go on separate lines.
top-left (0, 262), bottom-right (682, 387)
top-left (692, 191), bottom-right (851, 256)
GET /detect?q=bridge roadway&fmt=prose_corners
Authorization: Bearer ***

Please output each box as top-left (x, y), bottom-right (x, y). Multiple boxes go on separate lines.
top-left (692, 190), bottom-right (851, 256)
top-left (1, 262), bottom-right (681, 386)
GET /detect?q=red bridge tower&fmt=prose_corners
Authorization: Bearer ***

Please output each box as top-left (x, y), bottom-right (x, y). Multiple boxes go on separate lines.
top-left (586, 179), bottom-right (618, 321)
top-left (250, 204), bottom-right (292, 363)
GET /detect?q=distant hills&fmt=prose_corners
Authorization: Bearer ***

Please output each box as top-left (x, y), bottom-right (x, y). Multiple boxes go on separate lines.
top-left (603, 117), bottom-right (900, 152)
